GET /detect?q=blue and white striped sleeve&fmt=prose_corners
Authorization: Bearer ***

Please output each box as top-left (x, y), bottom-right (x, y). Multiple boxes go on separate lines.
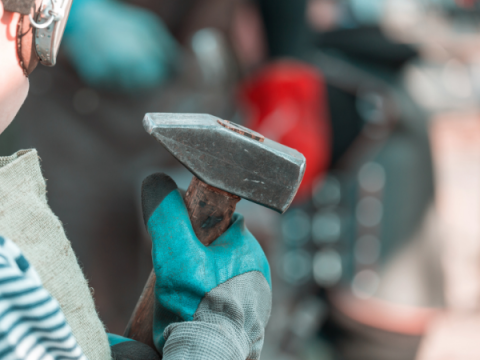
top-left (0, 236), bottom-right (87, 360)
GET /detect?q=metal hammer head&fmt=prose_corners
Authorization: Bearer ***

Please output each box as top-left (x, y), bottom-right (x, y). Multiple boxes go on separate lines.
top-left (143, 113), bottom-right (306, 213)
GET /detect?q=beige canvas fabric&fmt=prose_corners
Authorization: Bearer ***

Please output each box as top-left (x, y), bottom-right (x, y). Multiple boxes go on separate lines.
top-left (0, 149), bottom-right (111, 360)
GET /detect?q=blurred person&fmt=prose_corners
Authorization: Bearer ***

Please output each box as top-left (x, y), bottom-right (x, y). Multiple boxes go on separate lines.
top-left (239, 52), bottom-right (435, 360)
top-left (234, 2), bottom-right (463, 360)
top-left (244, 1), bottom-right (480, 359)
top-left (0, 0), bottom-right (272, 359)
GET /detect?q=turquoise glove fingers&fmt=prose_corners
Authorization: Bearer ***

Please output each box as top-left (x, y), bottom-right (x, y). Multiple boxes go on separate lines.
top-left (142, 173), bottom-right (271, 286)
top-left (208, 215), bottom-right (271, 287)
top-left (150, 192), bottom-right (271, 281)
top-left (143, 176), bottom-right (216, 322)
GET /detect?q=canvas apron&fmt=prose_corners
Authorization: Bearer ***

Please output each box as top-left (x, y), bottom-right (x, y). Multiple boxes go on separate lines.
top-left (0, 149), bottom-right (111, 360)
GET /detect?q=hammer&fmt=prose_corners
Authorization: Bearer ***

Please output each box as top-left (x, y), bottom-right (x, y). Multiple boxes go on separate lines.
top-left (124, 113), bottom-right (306, 349)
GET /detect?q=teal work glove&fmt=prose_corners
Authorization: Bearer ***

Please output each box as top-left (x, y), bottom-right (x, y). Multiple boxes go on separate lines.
top-left (63, 0), bottom-right (178, 92)
top-left (108, 334), bottom-right (160, 360)
top-left (141, 173), bottom-right (272, 360)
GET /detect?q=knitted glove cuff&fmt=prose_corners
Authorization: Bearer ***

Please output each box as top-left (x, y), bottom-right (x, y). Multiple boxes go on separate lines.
top-left (163, 320), bottom-right (249, 360)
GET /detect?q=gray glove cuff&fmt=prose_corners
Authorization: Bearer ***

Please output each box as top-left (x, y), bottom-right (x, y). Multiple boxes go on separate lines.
top-left (162, 272), bottom-right (271, 360)
top-left (163, 320), bottom-right (250, 360)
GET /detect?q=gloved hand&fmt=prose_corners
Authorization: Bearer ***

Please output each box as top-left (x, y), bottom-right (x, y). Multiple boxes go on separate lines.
top-left (141, 173), bottom-right (272, 360)
top-left (63, 0), bottom-right (178, 92)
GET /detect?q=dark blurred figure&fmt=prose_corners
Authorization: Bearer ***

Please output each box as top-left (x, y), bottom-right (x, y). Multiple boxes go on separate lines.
top-left (237, 1), bottom-right (437, 360)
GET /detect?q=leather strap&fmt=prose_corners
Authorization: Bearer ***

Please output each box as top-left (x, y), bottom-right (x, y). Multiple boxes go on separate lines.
top-left (16, 3), bottom-right (40, 76)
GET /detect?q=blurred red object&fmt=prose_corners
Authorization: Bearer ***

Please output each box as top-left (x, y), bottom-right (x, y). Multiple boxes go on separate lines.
top-left (239, 60), bottom-right (331, 203)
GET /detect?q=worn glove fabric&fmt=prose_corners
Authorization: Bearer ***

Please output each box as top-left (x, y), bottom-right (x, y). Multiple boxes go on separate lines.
top-left (141, 173), bottom-right (272, 360)
top-left (0, 150), bottom-right (111, 360)
top-left (64, 0), bottom-right (178, 92)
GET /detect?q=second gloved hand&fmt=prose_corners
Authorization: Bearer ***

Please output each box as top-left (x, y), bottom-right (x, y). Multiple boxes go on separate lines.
top-left (141, 173), bottom-right (272, 360)
top-left (63, 0), bottom-right (178, 92)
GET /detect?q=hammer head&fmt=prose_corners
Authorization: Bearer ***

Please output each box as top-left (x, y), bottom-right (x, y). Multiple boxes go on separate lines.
top-left (143, 113), bottom-right (306, 213)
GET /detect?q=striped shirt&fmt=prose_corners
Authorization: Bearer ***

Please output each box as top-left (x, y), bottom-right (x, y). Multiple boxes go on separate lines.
top-left (0, 236), bottom-right (86, 360)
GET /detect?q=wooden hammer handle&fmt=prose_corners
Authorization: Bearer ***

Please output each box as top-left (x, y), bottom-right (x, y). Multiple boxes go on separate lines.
top-left (184, 176), bottom-right (241, 246)
top-left (124, 176), bottom-right (241, 350)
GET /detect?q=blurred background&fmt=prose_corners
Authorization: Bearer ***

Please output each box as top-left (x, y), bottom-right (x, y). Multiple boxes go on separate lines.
top-left (2, 0), bottom-right (480, 358)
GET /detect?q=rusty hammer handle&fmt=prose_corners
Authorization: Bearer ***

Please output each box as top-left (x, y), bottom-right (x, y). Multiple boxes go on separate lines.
top-left (124, 176), bottom-right (241, 350)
